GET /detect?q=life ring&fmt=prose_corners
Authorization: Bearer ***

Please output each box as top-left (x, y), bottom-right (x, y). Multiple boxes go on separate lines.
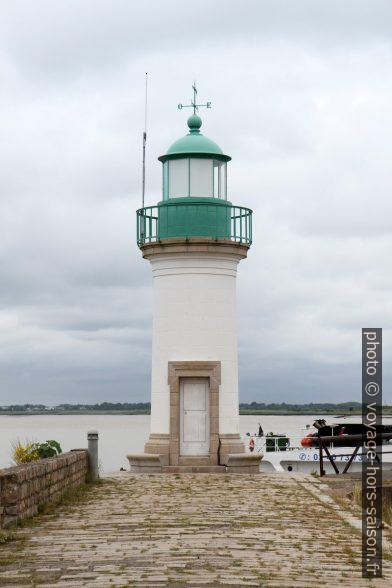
top-left (249, 437), bottom-right (255, 452)
top-left (300, 433), bottom-right (314, 448)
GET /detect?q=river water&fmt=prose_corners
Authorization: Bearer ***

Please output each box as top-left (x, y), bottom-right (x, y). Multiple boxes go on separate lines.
top-left (0, 414), bottom-right (330, 472)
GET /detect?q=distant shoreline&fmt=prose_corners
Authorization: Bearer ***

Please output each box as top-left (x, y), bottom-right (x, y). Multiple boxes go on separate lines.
top-left (1, 409), bottom-right (391, 417)
top-left (0, 410), bottom-right (150, 416)
top-left (2, 402), bottom-right (391, 417)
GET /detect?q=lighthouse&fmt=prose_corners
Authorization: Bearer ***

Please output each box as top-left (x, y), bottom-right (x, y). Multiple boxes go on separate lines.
top-left (128, 85), bottom-right (261, 473)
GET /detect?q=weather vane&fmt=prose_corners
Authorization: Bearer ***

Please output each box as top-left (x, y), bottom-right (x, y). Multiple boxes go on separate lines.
top-left (178, 81), bottom-right (211, 114)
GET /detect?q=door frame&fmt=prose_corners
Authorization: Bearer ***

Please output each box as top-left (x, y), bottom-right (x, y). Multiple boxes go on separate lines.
top-left (168, 361), bottom-right (220, 466)
top-left (180, 377), bottom-right (210, 457)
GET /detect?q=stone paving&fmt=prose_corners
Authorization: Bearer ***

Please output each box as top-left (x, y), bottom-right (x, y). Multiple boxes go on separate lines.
top-left (0, 472), bottom-right (392, 587)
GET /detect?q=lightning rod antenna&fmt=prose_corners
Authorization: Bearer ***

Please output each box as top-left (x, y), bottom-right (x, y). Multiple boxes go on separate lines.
top-left (142, 73), bottom-right (148, 209)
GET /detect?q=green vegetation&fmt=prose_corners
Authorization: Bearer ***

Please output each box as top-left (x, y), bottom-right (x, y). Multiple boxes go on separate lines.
top-left (350, 483), bottom-right (392, 527)
top-left (239, 401), bottom-right (392, 415)
top-left (0, 531), bottom-right (16, 545)
top-left (1, 401), bottom-right (392, 415)
top-left (0, 402), bottom-right (151, 415)
top-left (35, 439), bottom-right (62, 458)
top-left (12, 439), bottom-right (62, 463)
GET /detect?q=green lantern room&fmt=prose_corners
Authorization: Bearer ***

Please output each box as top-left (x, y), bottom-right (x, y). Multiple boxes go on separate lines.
top-left (160, 113), bottom-right (229, 200)
top-left (136, 87), bottom-right (252, 246)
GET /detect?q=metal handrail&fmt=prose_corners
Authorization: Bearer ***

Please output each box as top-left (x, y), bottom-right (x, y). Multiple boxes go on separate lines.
top-left (136, 203), bottom-right (252, 246)
top-left (249, 433), bottom-right (392, 453)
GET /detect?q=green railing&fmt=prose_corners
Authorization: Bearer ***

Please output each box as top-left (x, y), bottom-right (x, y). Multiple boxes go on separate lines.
top-left (136, 202), bottom-right (252, 246)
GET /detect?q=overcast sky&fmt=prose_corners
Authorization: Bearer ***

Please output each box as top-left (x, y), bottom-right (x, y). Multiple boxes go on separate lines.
top-left (0, 0), bottom-right (391, 405)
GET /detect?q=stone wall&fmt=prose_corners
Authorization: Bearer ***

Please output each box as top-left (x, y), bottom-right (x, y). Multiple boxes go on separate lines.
top-left (0, 450), bottom-right (88, 529)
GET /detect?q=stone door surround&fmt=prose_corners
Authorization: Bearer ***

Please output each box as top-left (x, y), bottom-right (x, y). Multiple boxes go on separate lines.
top-left (168, 361), bottom-right (221, 466)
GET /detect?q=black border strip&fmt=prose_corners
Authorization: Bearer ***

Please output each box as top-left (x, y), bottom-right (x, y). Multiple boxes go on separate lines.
top-left (362, 328), bottom-right (382, 578)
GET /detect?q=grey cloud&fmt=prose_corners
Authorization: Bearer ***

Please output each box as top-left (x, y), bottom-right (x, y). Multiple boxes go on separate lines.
top-left (1, 2), bottom-right (392, 81)
top-left (0, 1), bottom-right (391, 404)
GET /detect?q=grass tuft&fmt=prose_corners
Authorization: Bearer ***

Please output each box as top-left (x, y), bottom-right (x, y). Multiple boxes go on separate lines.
top-left (0, 531), bottom-right (16, 545)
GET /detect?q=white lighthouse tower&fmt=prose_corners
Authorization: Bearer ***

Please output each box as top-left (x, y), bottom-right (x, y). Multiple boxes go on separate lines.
top-left (128, 86), bottom-right (261, 473)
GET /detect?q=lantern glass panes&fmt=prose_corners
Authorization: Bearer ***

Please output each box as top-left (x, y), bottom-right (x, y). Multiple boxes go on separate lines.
top-left (168, 159), bottom-right (188, 198)
top-left (163, 161), bottom-right (169, 200)
top-left (190, 159), bottom-right (213, 197)
top-left (164, 158), bottom-right (227, 199)
top-left (213, 161), bottom-right (227, 199)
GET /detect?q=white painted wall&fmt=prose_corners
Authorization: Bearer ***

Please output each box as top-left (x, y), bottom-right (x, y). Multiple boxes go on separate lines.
top-left (147, 253), bottom-right (243, 436)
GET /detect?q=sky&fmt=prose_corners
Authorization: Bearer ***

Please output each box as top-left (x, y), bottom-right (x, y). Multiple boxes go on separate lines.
top-left (0, 0), bottom-right (391, 405)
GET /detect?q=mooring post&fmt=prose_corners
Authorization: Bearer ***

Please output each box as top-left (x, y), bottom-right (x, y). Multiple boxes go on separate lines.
top-left (318, 437), bottom-right (324, 477)
top-left (87, 430), bottom-right (99, 481)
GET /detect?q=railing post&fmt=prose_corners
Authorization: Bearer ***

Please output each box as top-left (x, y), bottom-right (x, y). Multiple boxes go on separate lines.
top-left (87, 430), bottom-right (99, 482)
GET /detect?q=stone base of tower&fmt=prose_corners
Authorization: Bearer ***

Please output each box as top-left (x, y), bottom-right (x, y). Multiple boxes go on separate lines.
top-left (218, 433), bottom-right (245, 462)
top-left (127, 432), bottom-right (262, 474)
top-left (144, 433), bottom-right (170, 457)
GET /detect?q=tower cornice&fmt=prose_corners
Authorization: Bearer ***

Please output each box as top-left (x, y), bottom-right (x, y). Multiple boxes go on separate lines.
top-left (140, 237), bottom-right (250, 261)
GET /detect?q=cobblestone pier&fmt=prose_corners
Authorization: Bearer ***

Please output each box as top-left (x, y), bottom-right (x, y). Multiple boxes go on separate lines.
top-left (0, 472), bottom-right (391, 587)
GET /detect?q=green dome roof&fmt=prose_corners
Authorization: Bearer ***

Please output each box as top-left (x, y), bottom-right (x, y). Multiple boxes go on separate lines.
top-left (158, 115), bottom-right (231, 162)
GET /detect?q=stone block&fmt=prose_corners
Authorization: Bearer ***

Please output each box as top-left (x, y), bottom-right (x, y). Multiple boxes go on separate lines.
top-left (127, 453), bottom-right (163, 473)
top-left (5, 505), bottom-right (18, 515)
top-left (2, 515), bottom-right (17, 529)
top-left (225, 453), bottom-right (263, 474)
top-left (170, 417), bottom-right (179, 436)
top-left (3, 484), bottom-right (18, 505)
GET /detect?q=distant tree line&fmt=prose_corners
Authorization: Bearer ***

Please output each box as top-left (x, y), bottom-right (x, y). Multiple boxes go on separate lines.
top-left (0, 403), bottom-right (48, 411)
top-left (55, 402), bottom-right (151, 411)
top-left (239, 401), bottom-right (363, 412)
top-left (2, 401), bottom-right (392, 414)
top-left (0, 402), bottom-right (151, 412)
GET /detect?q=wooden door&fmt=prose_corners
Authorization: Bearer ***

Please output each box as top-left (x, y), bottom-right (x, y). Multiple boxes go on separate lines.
top-left (180, 378), bottom-right (210, 456)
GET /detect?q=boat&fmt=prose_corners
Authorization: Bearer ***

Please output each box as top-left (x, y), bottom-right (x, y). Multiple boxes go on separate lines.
top-left (244, 417), bottom-right (392, 474)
